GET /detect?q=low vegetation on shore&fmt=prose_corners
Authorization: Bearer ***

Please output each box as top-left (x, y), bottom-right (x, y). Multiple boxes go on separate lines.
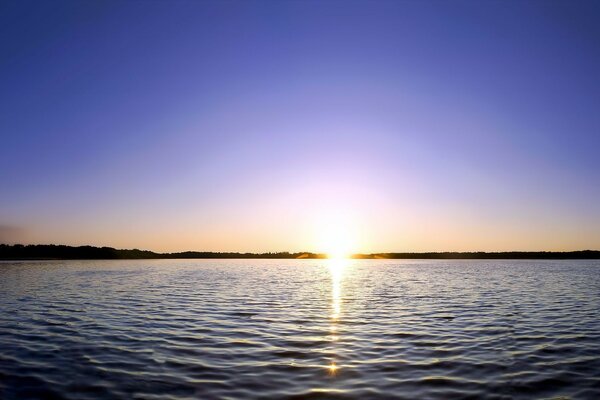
top-left (1, 244), bottom-right (599, 260)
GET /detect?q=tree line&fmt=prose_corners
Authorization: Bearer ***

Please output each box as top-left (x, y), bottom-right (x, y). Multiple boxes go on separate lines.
top-left (1, 244), bottom-right (599, 260)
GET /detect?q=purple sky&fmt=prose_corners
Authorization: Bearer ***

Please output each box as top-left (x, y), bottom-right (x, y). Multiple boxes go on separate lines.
top-left (1, 1), bottom-right (599, 252)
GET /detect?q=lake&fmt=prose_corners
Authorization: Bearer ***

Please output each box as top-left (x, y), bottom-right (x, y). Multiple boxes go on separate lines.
top-left (1, 259), bottom-right (599, 399)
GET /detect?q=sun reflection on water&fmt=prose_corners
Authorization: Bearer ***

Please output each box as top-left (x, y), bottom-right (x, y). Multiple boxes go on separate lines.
top-left (326, 258), bottom-right (348, 376)
top-left (327, 361), bottom-right (339, 376)
top-left (329, 259), bottom-right (344, 320)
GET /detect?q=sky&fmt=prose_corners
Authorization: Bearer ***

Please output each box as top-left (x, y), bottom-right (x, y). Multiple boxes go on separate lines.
top-left (1, 0), bottom-right (599, 253)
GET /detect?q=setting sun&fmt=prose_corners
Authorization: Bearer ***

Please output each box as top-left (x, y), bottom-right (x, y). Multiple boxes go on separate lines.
top-left (314, 214), bottom-right (358, 259)
top-left (2, 2), bottom-right (600, 399)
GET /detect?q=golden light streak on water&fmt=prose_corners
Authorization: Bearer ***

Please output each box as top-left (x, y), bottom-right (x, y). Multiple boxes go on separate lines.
top-left (329, 258), bottom-right (345, 321)
top-left (326, 258), bottom-right (348, 375)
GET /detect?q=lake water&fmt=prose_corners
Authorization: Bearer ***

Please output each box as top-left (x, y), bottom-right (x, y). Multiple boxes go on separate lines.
top-left (1, 259), bottom-right (599, 399)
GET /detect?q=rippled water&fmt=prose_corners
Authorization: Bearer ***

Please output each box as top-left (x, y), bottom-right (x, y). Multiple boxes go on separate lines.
top-left (1, 259), bottom-right (599, 399)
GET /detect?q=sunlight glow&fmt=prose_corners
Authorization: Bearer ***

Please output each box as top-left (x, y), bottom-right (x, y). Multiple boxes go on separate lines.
top-left (314, 212), bottom-right (358, 259)
top-left (327, 361), bottom-right (339, 375)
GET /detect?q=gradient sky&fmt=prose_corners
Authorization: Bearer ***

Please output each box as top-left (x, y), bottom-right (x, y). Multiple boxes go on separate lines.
top-left (1, 0), bottom-right (599, 253)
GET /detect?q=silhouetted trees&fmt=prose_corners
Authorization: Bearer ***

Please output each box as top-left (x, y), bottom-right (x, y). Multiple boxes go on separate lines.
top-left (0, 244), bottom-right (157, 259)
top-left (366, 251), bottom-right (600, 260)
top-left (0, 244), bottom-right (598, 260)
top-left (0, 244), bottom-right (325, 260)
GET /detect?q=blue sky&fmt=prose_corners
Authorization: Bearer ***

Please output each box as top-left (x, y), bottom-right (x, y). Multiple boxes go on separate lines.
top-left (1, 0), bottom-right (599, 252)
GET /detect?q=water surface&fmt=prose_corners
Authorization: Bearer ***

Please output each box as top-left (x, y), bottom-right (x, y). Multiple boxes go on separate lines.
top-left (1, 259), bottom-right (599, 399)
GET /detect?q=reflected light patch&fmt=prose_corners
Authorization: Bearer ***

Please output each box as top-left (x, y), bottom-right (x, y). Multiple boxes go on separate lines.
top-left (328, 259), bottom-right (345, 320)
top-left (327, 361), bottom-right (339, 375)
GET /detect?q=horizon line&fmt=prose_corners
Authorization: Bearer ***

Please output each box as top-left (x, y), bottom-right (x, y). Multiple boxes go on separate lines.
top-left (1, 244), bottom-right (599, 260)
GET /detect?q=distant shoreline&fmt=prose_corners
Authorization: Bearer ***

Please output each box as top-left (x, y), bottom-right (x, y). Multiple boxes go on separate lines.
top-left (1, 244), bottom-right (599, 260)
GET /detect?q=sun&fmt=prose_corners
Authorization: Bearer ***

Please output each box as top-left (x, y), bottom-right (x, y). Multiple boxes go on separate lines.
top-left (329, 249), bottom-right (350, 260)
top-left (314, 213), bottom-right (358, 259)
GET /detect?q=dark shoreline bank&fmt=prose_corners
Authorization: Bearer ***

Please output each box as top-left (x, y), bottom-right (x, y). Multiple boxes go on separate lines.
top-left (1, 244), bottom-right (599, 260)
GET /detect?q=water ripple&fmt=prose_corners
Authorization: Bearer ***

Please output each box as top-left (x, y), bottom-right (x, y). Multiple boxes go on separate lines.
top-left (1, 259), bottom-right (599, 399)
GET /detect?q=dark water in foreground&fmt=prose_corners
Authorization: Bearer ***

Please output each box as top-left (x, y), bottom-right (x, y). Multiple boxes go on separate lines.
top-left (1, 260), bottom-right (599, 400)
